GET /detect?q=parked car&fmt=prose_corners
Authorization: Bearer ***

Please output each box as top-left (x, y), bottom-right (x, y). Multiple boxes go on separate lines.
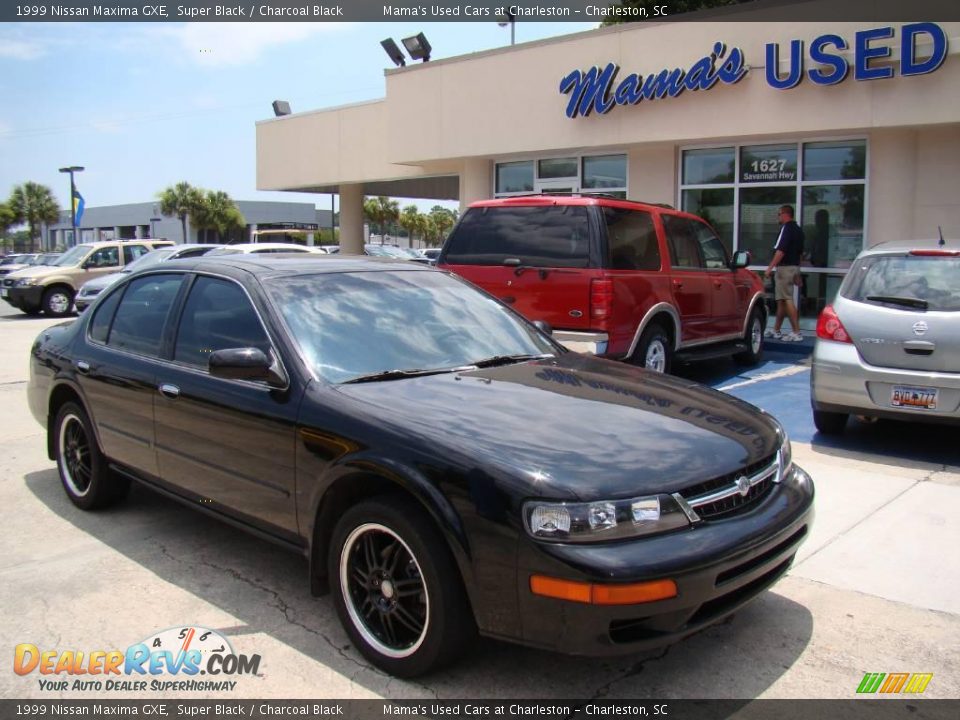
top-left (810, 239), bottom-right (960, 433)
top-left (438, 195), bottom-right (767, 374)
top-left (2, 240), bottom-right (174, 317)
top-left (206, 242), bottom-right (323, 256)
top-left (74, 244), bottom-right (222, 311)
top-left (0, 252), bottom-right (45, 277)
top-left (28, 254), bottom-right (813, 677)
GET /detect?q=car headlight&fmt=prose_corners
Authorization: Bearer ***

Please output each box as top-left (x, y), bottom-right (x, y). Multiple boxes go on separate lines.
top-left (776, 429), bottom-right (793, 483)
top-left (78, 286), bottom-right (100, 298)
top-left (15, 278), bottom-right (37, 287)
top-left (523, 494), bottom-right (691, 542)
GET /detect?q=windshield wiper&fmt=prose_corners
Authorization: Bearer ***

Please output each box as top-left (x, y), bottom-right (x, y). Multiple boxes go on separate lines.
top-left (472, 353), bottom-right (552, 368)
top-left (343, 367), bottom-right (463, 384)
top-left (866, 295), bottom-right (929, 310)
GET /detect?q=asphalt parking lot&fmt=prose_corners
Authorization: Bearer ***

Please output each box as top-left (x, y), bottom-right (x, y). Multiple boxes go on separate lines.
top-left (1, 302), bottom-right (958, 703)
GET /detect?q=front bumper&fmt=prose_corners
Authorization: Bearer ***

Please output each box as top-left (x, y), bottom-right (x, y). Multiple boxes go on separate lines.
top-left (509, 464), bottom-right (814, 656)
top-left (2, 285), bottom-right (43, 312)
top-left (811, 339), bottom-right (960, 422)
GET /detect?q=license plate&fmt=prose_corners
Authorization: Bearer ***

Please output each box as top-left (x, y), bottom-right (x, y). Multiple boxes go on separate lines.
top-left (891, 385), bottom-right (938, 410)
top-left (0, 289), bottom-right (7, 298)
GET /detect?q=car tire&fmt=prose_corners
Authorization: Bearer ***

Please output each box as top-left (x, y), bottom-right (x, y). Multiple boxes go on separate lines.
top-left (813, 408), bottom-right (848, 435)
top-left (734, 308), bottom-right (765, 365)
top-left (329, 496), bottom-right (474, 677)
top-left (43, 286), bottom-right (74, 317)
top-left (53, 402), bottom-right (130, 510)
top-left (633, 323), bottom-right (672, 374)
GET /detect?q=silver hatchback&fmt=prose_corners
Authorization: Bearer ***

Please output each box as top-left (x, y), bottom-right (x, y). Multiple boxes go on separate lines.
top-left (810, 239), bottom-right (960, 434)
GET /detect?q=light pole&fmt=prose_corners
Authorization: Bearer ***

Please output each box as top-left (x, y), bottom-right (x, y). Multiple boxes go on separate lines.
top-left (58, 165), bottom-right (84, 247)
top-left (498, 10), bottom-right (516, 45)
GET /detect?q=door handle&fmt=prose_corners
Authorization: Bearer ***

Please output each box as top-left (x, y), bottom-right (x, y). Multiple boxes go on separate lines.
top-left (903, 341), bottom-right (935, 356)
top-left (672, 280), bottom-right (684, 289)
top-left (713, 280), bottom-right (723, 288)
top-left (75, 360), bottom-right (90, 374)
top-left (158, 383), bottom-right (180, 399)
top-left (502, 296), bottom-right (516, 304)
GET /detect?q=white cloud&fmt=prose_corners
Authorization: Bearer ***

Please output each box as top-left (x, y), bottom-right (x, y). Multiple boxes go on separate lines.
top-left (0, 39), bottom-right (46, 61)
top-left (159, 22), bottom-right (349, 67)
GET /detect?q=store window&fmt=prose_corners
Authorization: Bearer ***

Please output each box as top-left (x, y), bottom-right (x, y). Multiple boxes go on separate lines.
top-left (582, 155), bottom-right (627, 193)
top-left (495, 161), bottom-right (534, 194)
top-left (494, 154), bottom-right (627, 198)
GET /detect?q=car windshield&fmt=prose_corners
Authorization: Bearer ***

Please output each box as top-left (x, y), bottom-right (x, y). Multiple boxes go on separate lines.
top-left (266, 269), bottom-right (558, 384)
top-left (123, 247), bottom-right (176, 273)
top-left (53, 244), bottom-right (94, 267)
top-left (842, 253), bottom-right (960, 312)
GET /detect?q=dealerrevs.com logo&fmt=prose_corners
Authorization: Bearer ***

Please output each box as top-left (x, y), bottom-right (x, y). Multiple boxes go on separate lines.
top-left (14, 626), bottom-right (261, 692)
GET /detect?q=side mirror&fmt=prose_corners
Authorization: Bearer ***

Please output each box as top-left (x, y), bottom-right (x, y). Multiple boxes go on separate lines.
top-left (533, 320), bottom-right (553, 336)
top-left (209, 347), bottom-right (286, 388)
top-left (731, 250), bottom-right (751, 269)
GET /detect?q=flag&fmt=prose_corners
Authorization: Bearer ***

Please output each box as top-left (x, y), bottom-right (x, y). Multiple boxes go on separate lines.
top-left (72, 189), bottom-right (85, 226)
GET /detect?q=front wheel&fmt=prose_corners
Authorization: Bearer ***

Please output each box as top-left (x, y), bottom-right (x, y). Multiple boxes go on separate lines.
top-left (734, 308), bottom-right (765, 365)
top-left (633, 323), bottom-right (672, 374)
top-left (329, 496), bottom-right (473, 677)
top-left (43, 287), bottom-right (74, 317)
top-left (54, 402), bottom-right (129, 510)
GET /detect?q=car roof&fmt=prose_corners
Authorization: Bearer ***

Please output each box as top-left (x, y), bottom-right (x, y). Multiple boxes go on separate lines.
top-left (156, 252), bottom-right (429, 280)
top-left (469, 194), bottom-right (677, 212)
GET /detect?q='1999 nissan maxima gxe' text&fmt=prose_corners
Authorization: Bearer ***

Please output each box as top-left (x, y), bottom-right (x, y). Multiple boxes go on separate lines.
top-left (28, 254), bottom-right (814, 677)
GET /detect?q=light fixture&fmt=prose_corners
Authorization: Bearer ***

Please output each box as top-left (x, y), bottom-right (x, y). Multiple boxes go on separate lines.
top-left (497, 10), bottom-right (516, 46)
top-left (380, 38), bottom-right (406, 67)
top-left (272, 100), bottom-right (291, 117)
top-left (402, 33), bottom-right (432, 62)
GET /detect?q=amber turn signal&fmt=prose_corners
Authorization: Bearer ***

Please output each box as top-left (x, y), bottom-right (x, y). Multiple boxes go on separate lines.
top-left (530, 575), bottom-right (677, 605)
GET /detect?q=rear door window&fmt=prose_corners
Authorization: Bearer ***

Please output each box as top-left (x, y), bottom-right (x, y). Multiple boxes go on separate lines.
top-left (123, 245), bottom-right (152, 264)
top-left (106, 274), bottom-right (184, 356)
top-left (603, 208), bottom-right (660, 270)
top-left (443, 206), bottom-right (591, 268)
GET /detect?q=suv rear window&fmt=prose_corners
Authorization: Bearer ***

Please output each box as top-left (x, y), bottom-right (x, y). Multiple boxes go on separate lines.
top-left (443, 206), bottom-right (591, 268)
top-left (842, 254), bottom-right (960, 311)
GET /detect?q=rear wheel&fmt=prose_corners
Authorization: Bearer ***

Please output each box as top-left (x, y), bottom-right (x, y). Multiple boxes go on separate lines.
top-left (633, 323), bottom-right (672, 374)
top-left (734, 308), bottom-right (765, 365)
top-left (54, 402), bottom-right (129, 510)
top-left (43, 286), bottom-right (74, 317)
top-left (813, 409), bottom-right (848, 435)
top-left (329, 496), bottom-right (473, 677)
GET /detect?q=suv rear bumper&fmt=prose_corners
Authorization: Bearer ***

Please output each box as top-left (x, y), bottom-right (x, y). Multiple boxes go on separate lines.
top-left (552, 331), bottom-right (609, 356)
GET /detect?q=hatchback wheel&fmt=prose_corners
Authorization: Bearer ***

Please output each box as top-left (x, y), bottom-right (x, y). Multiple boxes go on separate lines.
top-left (54, 402), bottom-right (129, 510)
top-left (329, 497), bottom-right (473, 677)
top-left (43, 287), bottom-right (74, 317)
top-left (813, 408), bottom-right (848, 435)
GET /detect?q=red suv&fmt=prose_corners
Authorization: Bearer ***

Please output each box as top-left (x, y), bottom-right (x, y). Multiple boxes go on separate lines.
top-left (438, 195), bottom-right (767, 373)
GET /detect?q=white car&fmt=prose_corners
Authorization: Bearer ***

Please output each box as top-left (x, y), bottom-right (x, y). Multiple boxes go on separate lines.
top-left (206, 243), bottom-right (325, 256)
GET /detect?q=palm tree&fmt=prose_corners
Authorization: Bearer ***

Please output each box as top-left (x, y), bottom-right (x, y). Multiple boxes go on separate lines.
top-left (363, 196), bottom-right (401, 243)
top-left (399, 205), bottom-right (422, 247)
top-left (428, 206), bottom-right (457, 245)
top-left (8, 182), bottom-right (60, 252)
top-left (158, 181), bottom-right (204, 243)
top-left (0, 202), bottom-right (15, 246)
top-left (193, 190), bottom-right (246, 243)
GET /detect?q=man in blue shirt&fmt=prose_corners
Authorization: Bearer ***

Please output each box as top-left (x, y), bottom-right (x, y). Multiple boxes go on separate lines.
top-left (764, 205), bottom-right (804, 342)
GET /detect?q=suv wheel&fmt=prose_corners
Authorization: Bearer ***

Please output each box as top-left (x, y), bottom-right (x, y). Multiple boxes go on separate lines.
top-left (43, 287), bottom-right (74, 317)
top-left (734, 308), bottom-right (764, 365)
top-left (329, 496), bottom-right (474, 677)
top-left (634, 323), bottom-right (672, 374)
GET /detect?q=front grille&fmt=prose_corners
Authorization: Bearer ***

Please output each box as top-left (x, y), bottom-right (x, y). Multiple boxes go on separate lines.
top-left (677, 453), bottom-right (778, 520)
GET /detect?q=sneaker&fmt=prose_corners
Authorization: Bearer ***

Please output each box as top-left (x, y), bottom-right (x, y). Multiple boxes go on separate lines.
top-left (764, 329), bottom-right (782, 339)
top-left (782, 331), bottom-right (804, 342)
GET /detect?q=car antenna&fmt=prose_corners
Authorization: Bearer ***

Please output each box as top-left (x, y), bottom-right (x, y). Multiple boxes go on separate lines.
top-left (938, 226), bottom-right (945, 247)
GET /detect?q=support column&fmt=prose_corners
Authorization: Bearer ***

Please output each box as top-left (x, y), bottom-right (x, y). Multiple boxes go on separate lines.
top-left (459, 158), bottom-right (493, 213)
top-left (339, 184), bottom-right (365, 255)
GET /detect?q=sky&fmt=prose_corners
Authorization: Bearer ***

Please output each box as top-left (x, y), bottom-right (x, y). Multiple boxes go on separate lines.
top-left (0, 20), bottom-right (598, 220)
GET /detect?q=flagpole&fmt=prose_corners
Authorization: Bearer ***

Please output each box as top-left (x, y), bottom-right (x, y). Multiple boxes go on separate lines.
top-left (58, 165), bottom-right (84, 247)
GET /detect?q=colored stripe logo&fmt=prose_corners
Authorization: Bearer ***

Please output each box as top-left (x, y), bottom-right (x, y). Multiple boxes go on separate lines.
top-left (857, 672), bottom-right (933, 694)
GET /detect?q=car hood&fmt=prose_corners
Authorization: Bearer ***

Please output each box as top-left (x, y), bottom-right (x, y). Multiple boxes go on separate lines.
top-left (80, 272), bottom-right (125, 293)
top-left (333, 354), bottom-right (783, 500)
top-left (5, 265), bottom-right (69, 280)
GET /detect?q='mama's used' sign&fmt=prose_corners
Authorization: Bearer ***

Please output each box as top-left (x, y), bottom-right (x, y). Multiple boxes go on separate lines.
top-left (560, 23), bottom-right (948, 119)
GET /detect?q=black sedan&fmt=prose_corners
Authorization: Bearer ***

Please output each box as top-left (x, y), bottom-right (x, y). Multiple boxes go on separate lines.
top-left (28, 255), bottom-right (814, 677)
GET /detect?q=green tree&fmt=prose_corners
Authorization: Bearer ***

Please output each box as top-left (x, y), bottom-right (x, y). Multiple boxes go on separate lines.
top-left (428, 206), bottom-right (457, 244)
top-left (363, 196), bottom-right (401, 243)
top-left (193, 190), bottom-right (246, 244)
top-left (399, 205), bottom-right (423, 247)
top-left (8, 182), bottom-right (60, 252)
top-left (158, 181), bottom-right (204, 243)
top-left (0, 201), bottom-right (16, 248)
top-left (600, 0), bottom-right (747, 25)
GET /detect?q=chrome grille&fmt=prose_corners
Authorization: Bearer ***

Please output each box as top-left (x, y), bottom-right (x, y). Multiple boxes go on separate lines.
top-left (677, 454), bottom-right (778, 520)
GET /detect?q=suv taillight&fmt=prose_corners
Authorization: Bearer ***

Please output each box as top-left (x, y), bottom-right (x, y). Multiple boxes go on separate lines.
top-left (816, 305), bottom-right (852, 343)
top-left (590, 279), bottom-right (613, 321)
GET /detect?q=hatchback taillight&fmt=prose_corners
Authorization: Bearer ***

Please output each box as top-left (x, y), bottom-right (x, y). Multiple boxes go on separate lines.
top-left (590, 279), bottom-right (613, 321)
top-left (816, 305), bottom-right (852, 343)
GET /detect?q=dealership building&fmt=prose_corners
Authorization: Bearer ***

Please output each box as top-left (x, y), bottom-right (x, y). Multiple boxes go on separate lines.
top-left (256, 6), bottom-right (959, 318)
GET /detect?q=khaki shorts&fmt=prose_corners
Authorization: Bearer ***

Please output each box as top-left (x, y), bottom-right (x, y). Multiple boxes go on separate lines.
top-left (774, 265), bottom-right (800, 301)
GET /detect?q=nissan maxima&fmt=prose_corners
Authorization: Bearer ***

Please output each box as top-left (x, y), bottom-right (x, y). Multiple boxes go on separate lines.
top-left (28, 254), bottom-right (814, 677)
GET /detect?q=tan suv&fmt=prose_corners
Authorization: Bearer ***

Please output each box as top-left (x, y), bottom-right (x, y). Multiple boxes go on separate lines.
top-left (1, 240), bottom-right (173, 317)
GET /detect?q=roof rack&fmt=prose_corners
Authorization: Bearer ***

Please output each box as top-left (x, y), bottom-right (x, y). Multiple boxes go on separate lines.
top-left (494, 192), bottom-right (674, 209)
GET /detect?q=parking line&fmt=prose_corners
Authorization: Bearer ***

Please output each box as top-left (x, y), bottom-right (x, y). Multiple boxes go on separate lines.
top-left (717, 364), bottom-right (810, 392)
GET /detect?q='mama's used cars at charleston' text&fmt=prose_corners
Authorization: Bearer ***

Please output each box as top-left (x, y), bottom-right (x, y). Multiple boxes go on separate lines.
top-left (28, 254), bottom-right (813, 677)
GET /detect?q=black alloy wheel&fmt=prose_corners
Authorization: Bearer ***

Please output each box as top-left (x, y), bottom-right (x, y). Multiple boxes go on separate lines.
top-left (54, 402), bottom-right (129, 510)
